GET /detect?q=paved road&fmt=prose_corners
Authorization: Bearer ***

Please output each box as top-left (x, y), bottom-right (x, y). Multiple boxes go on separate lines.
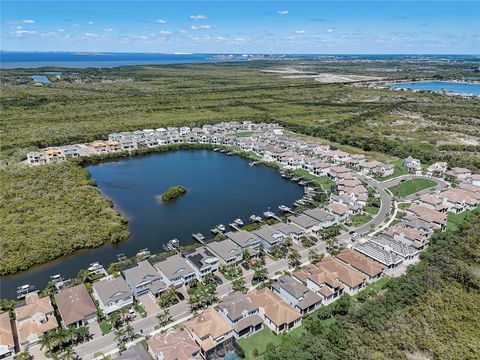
top-left (339, 174), bottom-right (448, 242)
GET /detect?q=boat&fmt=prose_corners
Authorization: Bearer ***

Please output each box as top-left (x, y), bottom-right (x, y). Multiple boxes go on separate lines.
top-left (17, 284), bottom-right (35, 299)
top-left (226, 151), bottom-right (234, 155)
top-left (165, 238), bottom-right (180, 250)
top-left (216, 224), bottom-right (226, 232)
top-left (263, 210), bottom-right (275, 218)
top-left (192, 233), bottom-right (205, 242)
top-left (50, 274), bottom-right (62, 282)
top-left (211, 227), bottom-right (219, 234)
top-left (234, 218), bottom-right (244, 226)
top-left (88, 262), bottom-right (102, 272)
top-left (117, 253), bottom-right (127, 262)
top-left (213, 148), bottom-right (219, 152)
top-left (249, 215), bottom-right (262, 222)
top-left (136, 248), bottom-right (151, 259)
top-left (278, 205), bottom-right (291, 212)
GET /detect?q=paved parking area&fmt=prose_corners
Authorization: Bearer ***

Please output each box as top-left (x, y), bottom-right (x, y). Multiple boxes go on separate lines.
top-left (28, 344), bottom-right (47, 359)
top-left (88, 320), bottom-right (103, 340)
top-left (139, 294), bottom-right (160, 316)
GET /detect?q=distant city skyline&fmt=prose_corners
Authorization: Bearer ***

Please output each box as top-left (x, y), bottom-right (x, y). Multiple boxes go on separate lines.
top-left (2, 1), bottom-right (479, 54)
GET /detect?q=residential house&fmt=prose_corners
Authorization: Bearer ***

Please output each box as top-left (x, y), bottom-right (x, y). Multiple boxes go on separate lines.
top-left (272, 275), bottom-right (322, 314)
top-left (470, 174), bottom-right (480, 187)
top-left (386, 225), bottom-right (430, 250)
top-left (61, 146), bottom-right (80, 158)
top-left (271, 222), bottom-right (305, 243)
top-left (27, 152), bottom-right (45, 165)
top-left (44, 148), bottom-right (64, 163)
top-left (253, 225), bottom-right (285, 253)
top-left (122, 260), bottom-right (166, 298)
top-left (325, 203), bottom-right (349, 221)
top-left (353, 241), bottom-right (404, 269)
top-left (184, 247), bottom-right (219, 279)
top-left (437, 188), bottom-right (479, 213)
top-left (92, 277), bottom-right (134, 315)
top-left (0, 312), bottom-right (15, 358)
top-left (248, 288), bottom-right (302, 334)
top-left (225, 230), bottom-right (261, 256)
top-left (317, 257), bottom-right (366, 294)
top-left (369, 236), bottom-right (420, 261)
top-left (293, 266), bottom-right (343, 304)
top-left (407, 204), bottom-right (447, 230)
top-left (91, 141), bottom-right (108, 153)
top-left (335, 249), bottom-right (384, 283)
top-left (403, 156), bottom-right (422, 174)
top-left (117, 343), bottom-right (151, 360)
top-left (418, 194), bottom-right (448, 212)
top-left (54, 284), bottom-right (97, 328)
top-left (206, 239), bottom-right (243, 266)
top-left (155, 254), bottom-right (196, 287)
top-left (427, 162), bottom-right (448, 177)
top-left (447, 167), bottom-right (472, 182)
top-left (184, 308), bottom-right (234, 359)
top-left (302, 208), bottom-right (337, 229)
top-left (120, 138), bottom-right (137, 151)
top-left (147, 328), bottom-right (201, 360)
top-left (218, 292), bottom-right (263, 339)
top-left (106, 140), bottom-right (121, 152)
top-left (287, 213), bottom-right (320, 233)
top-left (14, 293), bottom-right (59, 349)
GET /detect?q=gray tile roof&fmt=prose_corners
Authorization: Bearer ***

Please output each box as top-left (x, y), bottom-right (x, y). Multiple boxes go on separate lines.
top-left (122, 260), bottom-right (162, 287)
top-left (206, 239), bottom-right (242, 262)
top-left (226, 230), bottom-right (260, 248)
top-left (154, 254), bottom-right (195, 281)
top-left (288, 214), bottom-right (319, 229)
top-left (271, 222), bottom-right (304, 236)
top-left (93, 277), bottom-right (132, 305)
top-left (253, 225), bottom-right (284, 245)
top-left (184, 247), bottom-right (218, 271)
top-left (302, 208), bottom-right (336, 223)
top-left (218, 292), bottom-right (259, 322)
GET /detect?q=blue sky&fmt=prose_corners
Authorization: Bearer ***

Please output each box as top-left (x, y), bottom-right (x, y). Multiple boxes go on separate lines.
top-left (2, 1), bottom-right (479, 54)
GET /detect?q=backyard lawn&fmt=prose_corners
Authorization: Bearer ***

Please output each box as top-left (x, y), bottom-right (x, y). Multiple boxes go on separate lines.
top-left (237, 328), bottom-right (282, 359)
top-left (292, 169), bottom-right (335, 194)
top-left (388, 179), bottom-right (437, 197)
top-left (447, 205), bottom-right (480, 231)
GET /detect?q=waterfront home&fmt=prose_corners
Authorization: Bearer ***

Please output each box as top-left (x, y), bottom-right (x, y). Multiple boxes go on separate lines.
top-left (447, 167), bottom-right (472, 182)
top-left (403, 156), bottom-right (422, 174)
top-left (155, 254), bottom-right (196, 287)
top-left (108, 133), bottom-right (124, 142)
top-left (0, 312), bottom-right (15, 358)
top-left (147, 328), bottom-right (201, 360)
top-left (353, 242), bottom-right (404, 269)
top-left (122, 260), bottom-right (166, 298)
top-left (132, 130), bottom-right (145, 139)
top-left (61, 146), bottom-right (80, 158)
top-left (218, 292), bottom-right (263, 339)
top-left (44, 147), bottom-right (64, 163)
top-left (271, 222), bottom-right (305, 243)
top-left (335, 249), bottom-right (384, 283)
top-left (386, 225), bottom-right (430, 250)
top-left (369, 236), bottom-right (420, 261)
top-left (328, 166), bottom-right (350, 180)
top-left (14, 293), bottom-right (59, 349)
top-left (206, 239), bottom-right (243, 266)
top-left (184, 308), bottom-right (234, 360)
top-left (225, 230), bottom-right (261, 256)
top-left (253, 225), bottom-right (286, 253)
top-left (427, 162), bottom-right (448, 177)
top-left (302, 208), bottom-right (337, 229)
top-left (287, 213), bottom-right (320, 233)
top-left (272, 275), bottom-right (322, 315)
top-left (54, 284), bottom-right (97, 328)
top-left (106, 140), bottom-right (121, 152)
top-left (406, 204), bottom-right (447, 230)
top-left (293, 265), bottom-right (343, 304)
top-left (317, 257), bottom-right (366, 294)
top-left (91, 141), bottom-right (108, 153)
top-left (248, 288), bottom-right (302, 334)
top-left (27, 152), bottom-right (45, 165)
top-left (184, 247), bottom-right (219, 279)
top-left (312, 162), bottom-right (331, 177)
top-left (92, 277), bottom-right (134, 315)
top-left (325, 203), bottom-right (349, 221)
top-left (120, 138), bottom-right (137, 151)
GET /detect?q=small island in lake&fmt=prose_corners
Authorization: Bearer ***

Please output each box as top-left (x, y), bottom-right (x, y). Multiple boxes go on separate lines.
top-left (157, 185), bottom-right (188, 202)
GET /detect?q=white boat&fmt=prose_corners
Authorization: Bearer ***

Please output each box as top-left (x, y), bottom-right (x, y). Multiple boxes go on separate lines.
top-left (88, 262), bottom-right (102, 272)
top-left (50, 274), bottom-right (62, 281)
top-left (17, 284), bottom-right (35, 299)
top-left (192, 233), bottom-right (205, 242)
top-left (249, 215), bottom-right (262, 222)
top-left (263, 211), bottom-right (275, 218)
top-left (278, 205), bottom-right (291, 212)
top-left (137, 248), bottom-right (151, 258)
top-left (216, 224), bottom-right (226, 232)
top-left (234, 218), bottom-right (244, 226)
top-left (165, 238), bottom-right (180, 250)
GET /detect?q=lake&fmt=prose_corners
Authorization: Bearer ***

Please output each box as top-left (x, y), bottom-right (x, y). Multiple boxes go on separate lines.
top-left (31, 75), bottom-right (51, 84)
top-left (390, 81), bottom-right (480, 96)
top-left (0, 150), bottom-right (303, 299)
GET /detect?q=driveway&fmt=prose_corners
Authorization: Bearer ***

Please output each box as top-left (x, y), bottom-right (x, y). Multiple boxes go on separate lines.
top-left (139, 294), bottom-right (160, 316)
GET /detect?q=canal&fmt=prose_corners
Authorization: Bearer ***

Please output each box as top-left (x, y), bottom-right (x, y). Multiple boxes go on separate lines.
top-left (1, 150), bottom-right (304, 299)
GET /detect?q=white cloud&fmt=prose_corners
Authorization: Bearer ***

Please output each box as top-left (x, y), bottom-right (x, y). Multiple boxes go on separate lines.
top-left (159, 30), bottom-right (171, 35)
top-left (192, 25), bottom-right (210, 30)
top-left (190, 15), bottom-right (207, 20)
top-left (88, 21), bottom-right (94, 25)
top-left (104, 28), bottom-right (113, 32)
top-left (326, 28), bottom-right (333, 33)
top-left (57, 28), bottom-right (65, 32)
top-left (277, 10), bottom-right (289, 15)
top-left (22, 19), bottom-right (35, 24)
top-left (84, 32), bottom-right (99, 37)
top-left (179, 29), bottom-right (188, 33)
top-left (15, 30), bottom-right (37, 36)
top-left (154, 19), bottom-right (167, 24)
top-left (294, 29), bottom-right (306, 34)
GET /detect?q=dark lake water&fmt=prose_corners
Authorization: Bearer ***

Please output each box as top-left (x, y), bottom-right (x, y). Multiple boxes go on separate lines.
top-left (390, 81), bottom-right (480, 95)
top-left (0, 150), bottom-right (303, 299)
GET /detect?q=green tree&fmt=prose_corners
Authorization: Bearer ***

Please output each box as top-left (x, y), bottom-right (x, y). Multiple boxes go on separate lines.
top-left (288, 248), bottom-right (301, 268)
top-left (253, 266), bottom-right (268, 285)
top-left (156, 308), bottom-right (172, 328)
top-left (232, 277), bottom-right (247, 293)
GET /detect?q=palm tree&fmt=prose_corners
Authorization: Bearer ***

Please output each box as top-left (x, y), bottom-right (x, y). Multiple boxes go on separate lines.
top-left (74, 325), bottom-right (91, 344)
top-left (253, 266), bottom-right (268, 284)
top-left (40, 332), bottom-right (53, 352)
top-left (125, 323), bottom-right (135, 341)
top-left (156, 309), bottom-right (172, 328)
top-left (61, 346), bottom-right (78, 360)
top-left (232, 277), bottom-right (247, 293)
top-left (16, 351), bottom-right (32, 360)
top-left (288, 248), bottom-right (301, 268)
top-left (283, 236), bottom-right (292, 248)
top-left (242, 249), bottom-right (251, 264)
top-left (114, 327), bottom-right (126, 345)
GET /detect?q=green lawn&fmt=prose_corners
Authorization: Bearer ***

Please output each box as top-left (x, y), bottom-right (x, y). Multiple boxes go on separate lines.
top-left (292, 169), bottom-right (335, 195)
top-left (388, 179), bottom-right (437, 197)
top-left (350, 214), bottom-right (372, 226)
top-left (237, 328), bottom-right (282, 359)
top-left (447, 205), bottom-right (480, 231)
top-left (99, 321), bottom-right (112, 334)
top-left (380, 159), bottom-right (409, 181)
top-left (364, 206), bottom-right (380, 215)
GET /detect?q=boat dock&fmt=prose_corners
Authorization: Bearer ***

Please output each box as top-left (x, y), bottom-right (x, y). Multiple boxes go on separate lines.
top-left (192, 233), bottom-right (206, 244)
top-left (278, 205), bottom-right (294, 214)
top-left (263, 210), bottom-right (281, 221)
top-left (229, 223), bottom-right (241, 231)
